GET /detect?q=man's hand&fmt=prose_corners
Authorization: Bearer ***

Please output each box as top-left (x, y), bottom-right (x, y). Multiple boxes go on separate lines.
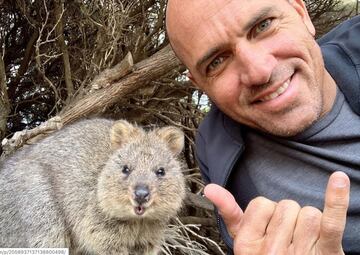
top-left (204, 171), bottom-right (350, 254)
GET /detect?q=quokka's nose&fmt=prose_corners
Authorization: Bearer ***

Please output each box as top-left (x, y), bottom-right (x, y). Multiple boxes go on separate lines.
top-left (134, 185), bottom-right (150, 204)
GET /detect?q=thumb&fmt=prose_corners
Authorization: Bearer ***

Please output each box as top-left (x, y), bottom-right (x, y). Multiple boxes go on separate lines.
top-left (204, 183), bottom-right (243, 238)
top-left (318, 171), bottom-right (350, 253)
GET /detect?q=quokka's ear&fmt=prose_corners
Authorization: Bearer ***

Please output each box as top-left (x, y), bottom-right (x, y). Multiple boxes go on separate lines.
top-left (110, 120), bottom-right (142, 149)
top-left (155, 126), bottom-right (184, 155)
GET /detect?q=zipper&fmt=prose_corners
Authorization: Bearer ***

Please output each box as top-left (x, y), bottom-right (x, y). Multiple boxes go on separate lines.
top-left (216, 144), bottom-right (245, 251)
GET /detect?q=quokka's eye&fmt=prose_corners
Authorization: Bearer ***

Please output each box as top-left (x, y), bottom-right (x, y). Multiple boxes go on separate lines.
top-left (122, 165), bottom-right (131, 175)
top-left (155, 167), bottom-right (165, 177)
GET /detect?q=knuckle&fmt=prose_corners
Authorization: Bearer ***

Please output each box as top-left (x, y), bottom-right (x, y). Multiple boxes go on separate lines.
top-left (326, 198), bottom-right (348, 210)
top-left (300, 206), bottom-right (322, 220)
top-left (248, 196), bottom-right (275, 209)
top-left (265, 200), bottom-right (301, 235)
top-left (298, 206), bottom-right (322, 231)
top-left (262, 240), bottom-right (287, 255)
top-left (321, 215), bottom-right (346, 236)
top-left (224, 203), bottom-right (242, 221)
top-left (278, 199), bottom-right (301, 211)
top-left (234, 237), bottom-right (262, 255)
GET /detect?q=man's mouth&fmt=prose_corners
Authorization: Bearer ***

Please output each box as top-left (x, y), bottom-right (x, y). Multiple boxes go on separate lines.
top-left (258, 78), bottom-right (291, 102)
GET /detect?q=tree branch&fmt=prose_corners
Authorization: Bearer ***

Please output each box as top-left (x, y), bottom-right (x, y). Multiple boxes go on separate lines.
top-left (0, 50), bottom-right (10, 142)
top-left (1, 44), bottom-right (182, 157)
top-left (60, 44), bottom-right (181, 125)
top-left (9, 30), bottom-right (38, 95)
top-left (185, 191), bottom-right (214, 211)
top-left (89, 52), bottom-right (134, 91)
top-left (55, 0), bottom-right (74, 98)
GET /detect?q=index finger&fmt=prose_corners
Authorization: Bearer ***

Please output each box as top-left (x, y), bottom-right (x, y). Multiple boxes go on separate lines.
top-left (204, 183), bottom-right (243, 237)
top-left (319, 171), bottom-right (350, 252)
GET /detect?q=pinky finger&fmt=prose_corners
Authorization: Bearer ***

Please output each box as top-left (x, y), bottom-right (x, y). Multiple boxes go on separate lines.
top-left (318, 171), bottom-right (350, 253)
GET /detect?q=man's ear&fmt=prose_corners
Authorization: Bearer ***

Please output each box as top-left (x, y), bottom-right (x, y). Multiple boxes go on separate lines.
top-left (289, 0), bottom-right (315, 36)
top-left (187, 71), bottom-right (199, 87)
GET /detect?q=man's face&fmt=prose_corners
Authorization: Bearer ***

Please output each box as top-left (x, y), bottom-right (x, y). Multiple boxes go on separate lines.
top-left (167, 0), bottom-right (336, 137)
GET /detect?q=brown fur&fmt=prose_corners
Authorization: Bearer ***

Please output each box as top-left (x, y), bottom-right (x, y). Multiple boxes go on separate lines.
top-left (0, 119), bottom-right (186, 254)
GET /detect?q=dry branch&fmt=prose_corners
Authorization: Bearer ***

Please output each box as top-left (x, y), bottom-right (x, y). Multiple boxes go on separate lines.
top-left (0, 51), bottom-right (10, 141)
top-left (55, 0), bottom-right (74, 98)
top-left (60, 44), bottom-right (181, 124)
top-left (179, 216), bottom-right (216, 227)
top-left (10, 30), bottom-right (38, 91)
top-left (185, 191), bottom-right (214, 211)
top-left (1, 45), bottom-right (182, 157)
top-left (34, 0), bottom-right (62, 104)
top-left (89, 52), bottom-right (134, 91)
top-left (1, 117), bottom-right (63, 159)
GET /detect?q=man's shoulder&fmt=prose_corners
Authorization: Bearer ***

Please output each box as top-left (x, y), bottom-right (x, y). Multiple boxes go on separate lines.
top-left (318, 15), bottom-right (360, 45)
top-left (319, 15), bottom-right (360, 115)
top-left (198, 105), bottom-right (222, 136)
top-left (319, 15), bottom-right (360, 63)
top-left (197, 105), bottom-right (243, 143)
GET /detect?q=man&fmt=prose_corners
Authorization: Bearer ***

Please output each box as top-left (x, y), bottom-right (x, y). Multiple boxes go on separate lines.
top-left (166, 0), bottom-right (360, 254)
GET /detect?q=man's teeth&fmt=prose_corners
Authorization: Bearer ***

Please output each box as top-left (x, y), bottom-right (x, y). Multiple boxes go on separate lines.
top-left (260, 80), bottom-right (290, 102)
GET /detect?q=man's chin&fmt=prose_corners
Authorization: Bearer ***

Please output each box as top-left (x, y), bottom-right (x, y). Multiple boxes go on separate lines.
top-left (257, 117), bottom-right (319, 137)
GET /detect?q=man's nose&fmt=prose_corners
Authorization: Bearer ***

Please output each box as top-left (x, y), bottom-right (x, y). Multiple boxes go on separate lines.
top-left (234, 43), bottom-right (276, 86)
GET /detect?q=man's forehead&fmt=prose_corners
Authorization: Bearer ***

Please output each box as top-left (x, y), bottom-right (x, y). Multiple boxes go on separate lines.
top-left (167, 0), bottom-right (233, 29)
top-left (167, 0), bottom-right (286, 69)
top-left (166, 0), bottom-right (238, 63)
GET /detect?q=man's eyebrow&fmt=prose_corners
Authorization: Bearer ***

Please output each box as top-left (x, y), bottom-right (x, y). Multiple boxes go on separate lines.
top-left (195, 6), bottom-right (276, 72)
top-left (243, 6), bottom-right (275, 33)
top-left (195, 45), bottom-right (225, 72)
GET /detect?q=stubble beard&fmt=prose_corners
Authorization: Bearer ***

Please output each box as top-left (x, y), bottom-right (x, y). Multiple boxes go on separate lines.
top-left (256, 90), bottom-right (324, 137)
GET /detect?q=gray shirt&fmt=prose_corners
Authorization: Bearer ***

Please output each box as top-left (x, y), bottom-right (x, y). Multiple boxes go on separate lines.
top-left (228, 89), bottom-right (360, 251)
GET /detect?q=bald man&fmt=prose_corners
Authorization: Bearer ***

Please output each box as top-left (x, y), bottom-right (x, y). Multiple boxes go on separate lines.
top-left (166, 0), bottom-right (360, 254)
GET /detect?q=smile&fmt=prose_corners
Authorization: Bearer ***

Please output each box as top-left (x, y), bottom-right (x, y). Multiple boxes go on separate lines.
top-left (259, 78), bottom-right (291, 102)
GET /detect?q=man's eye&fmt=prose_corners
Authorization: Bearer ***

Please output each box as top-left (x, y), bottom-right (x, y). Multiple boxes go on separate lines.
top-left (207, 56), bottom-right (226, 73)
top-left (254, 18), bottom-right (272, 36)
